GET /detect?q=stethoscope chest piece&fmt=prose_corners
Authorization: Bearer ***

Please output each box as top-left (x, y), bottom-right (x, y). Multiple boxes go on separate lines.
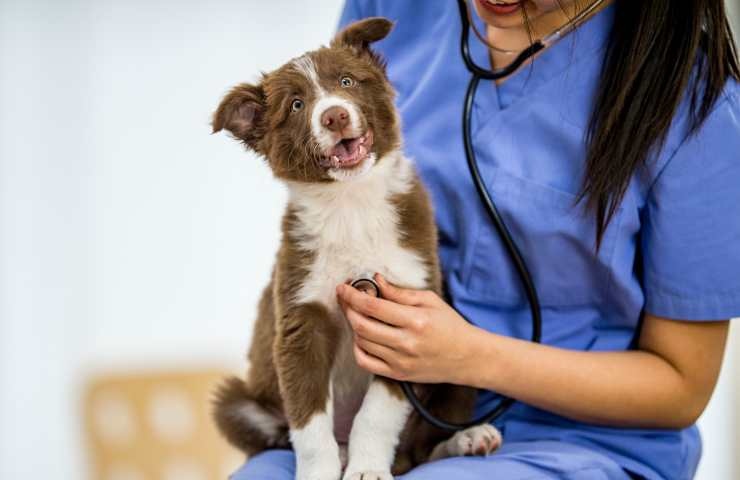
top-left (350, 276), bottom-right (381, 298)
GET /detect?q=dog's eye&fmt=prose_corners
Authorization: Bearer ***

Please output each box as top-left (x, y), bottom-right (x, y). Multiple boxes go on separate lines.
top-left (290, 99), bottom-right (304, 112)
top-left (340, 76), bottom-right (355, 88)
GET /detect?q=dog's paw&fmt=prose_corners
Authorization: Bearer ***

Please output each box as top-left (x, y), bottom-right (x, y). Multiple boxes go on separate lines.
top-left (449, 423), bottom-right (502, 456)
top-left (343, 471), bottom-right (393, 480)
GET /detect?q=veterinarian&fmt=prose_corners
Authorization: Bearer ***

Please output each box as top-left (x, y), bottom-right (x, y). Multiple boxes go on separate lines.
top-left (233, 1), bottom-right (740, 479)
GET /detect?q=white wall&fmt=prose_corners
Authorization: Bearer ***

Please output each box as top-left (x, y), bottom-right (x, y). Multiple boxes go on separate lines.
top-left (730, 0), bottom-right (740, 38)
top-left (0, 1), bottom-right (737, 479)
top-left (0, 1), bottom-right (343, 478)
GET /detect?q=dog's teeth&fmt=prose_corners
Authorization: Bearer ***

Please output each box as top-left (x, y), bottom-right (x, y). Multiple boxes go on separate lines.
top-left (331, 155), bottom-right (339, 163)
top-left (358, 145), bottom-right (366, 156)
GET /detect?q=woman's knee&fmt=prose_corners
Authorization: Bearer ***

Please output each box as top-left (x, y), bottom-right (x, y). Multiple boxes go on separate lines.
top-left (229, 450), bottom-right (295, 480)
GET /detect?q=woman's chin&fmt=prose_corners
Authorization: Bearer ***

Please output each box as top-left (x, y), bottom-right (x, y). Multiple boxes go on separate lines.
top-left (472, 0), bottom-right (561, 30)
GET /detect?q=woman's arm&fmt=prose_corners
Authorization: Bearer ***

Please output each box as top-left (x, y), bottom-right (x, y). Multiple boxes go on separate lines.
top-left (336, 274), bottom-right (730, 430)
top-left (462, 312), bottom-right (728, 429)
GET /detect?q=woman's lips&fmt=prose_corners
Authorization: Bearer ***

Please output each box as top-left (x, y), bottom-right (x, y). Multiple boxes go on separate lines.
top-left (478, 0), bottom-right (523, 15)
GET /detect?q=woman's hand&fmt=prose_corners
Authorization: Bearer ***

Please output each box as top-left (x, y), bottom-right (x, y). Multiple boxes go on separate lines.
top-left (336, 273), bottom-right (483, 384)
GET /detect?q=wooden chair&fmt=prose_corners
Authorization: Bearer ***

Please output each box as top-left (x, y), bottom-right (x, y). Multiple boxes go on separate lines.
top-left (83, 369), bottom-right (245, 480)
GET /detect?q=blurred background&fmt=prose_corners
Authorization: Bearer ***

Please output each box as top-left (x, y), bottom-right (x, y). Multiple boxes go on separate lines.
top-left (0, 0), bottom-right (738, 479)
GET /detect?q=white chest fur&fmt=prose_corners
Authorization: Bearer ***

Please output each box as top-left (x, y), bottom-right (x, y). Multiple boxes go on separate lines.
top-left (287, 151), bottom-right (429, 311)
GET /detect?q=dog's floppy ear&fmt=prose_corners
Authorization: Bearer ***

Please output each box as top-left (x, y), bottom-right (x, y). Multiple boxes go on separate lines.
top-left (332, 17), bottom-right (394, 52)
top-left (212, 82), bottom-right (266, 150)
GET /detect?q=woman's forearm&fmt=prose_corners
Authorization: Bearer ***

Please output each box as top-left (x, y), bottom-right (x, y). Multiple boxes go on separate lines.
top-left (462, 326), bottom-right (705, 429)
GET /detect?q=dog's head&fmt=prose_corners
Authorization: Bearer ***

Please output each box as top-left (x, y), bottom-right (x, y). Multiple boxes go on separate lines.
top-left (213, 18), bottom-right (398, 183)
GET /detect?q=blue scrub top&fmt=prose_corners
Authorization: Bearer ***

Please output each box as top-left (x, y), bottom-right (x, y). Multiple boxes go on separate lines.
top-left (339, 2), bottom-right (740, 480)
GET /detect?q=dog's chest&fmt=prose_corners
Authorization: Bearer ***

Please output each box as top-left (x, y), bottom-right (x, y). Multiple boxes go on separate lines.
top-left (290, 163), bottom-right (429, 310)
top-left (286, 156), bottom-right (431, 444)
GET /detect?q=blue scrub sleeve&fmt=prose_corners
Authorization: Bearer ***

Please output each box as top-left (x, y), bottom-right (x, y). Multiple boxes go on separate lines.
top-left (642, 90), bottom-right (740, 320)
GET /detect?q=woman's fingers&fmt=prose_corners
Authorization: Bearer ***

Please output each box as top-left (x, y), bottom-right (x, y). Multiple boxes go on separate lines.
top-left (343, 306), bottom-right (404, 348)
top-left (353, 341), bottom-right (393, 377)
top-left (336, 283), bottom-right (413, 327)
top-left (354, 335), bottom-right (398, 364)
top-left (354, 336), bottom-right (411, 381)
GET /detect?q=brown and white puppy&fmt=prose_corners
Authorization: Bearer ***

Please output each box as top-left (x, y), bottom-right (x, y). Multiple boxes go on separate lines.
top-left (212, 18), bottom-right (501, 480)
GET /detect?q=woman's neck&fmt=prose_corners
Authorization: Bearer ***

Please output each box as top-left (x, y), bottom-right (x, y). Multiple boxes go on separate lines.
top-left (485, 1), bottom-right (611, 70)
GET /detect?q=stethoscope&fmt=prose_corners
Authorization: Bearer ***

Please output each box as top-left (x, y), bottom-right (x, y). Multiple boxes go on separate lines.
top-left (355, 0), bottom-right (607, 432)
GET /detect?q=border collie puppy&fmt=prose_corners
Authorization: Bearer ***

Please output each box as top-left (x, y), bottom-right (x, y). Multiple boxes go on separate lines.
top-left (212, 17), bottom-right (501, 480)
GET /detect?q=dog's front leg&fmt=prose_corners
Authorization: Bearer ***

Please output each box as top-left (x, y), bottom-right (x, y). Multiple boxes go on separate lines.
top-left (343, 377), bottom-right (412, 480)
top-left (275, 302), bottom-right (342, 480)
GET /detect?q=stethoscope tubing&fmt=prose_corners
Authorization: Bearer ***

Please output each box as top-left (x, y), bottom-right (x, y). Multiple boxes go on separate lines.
top-left (458, 0), bottom-right (545, 79)
top-left (398, 0), bottom-right (546, 432)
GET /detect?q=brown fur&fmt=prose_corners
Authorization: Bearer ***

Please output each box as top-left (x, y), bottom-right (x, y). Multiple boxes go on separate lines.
top-left (391, 178), bottom-right (443, 294)
top-left (211, 17), bottom-right (477, 475)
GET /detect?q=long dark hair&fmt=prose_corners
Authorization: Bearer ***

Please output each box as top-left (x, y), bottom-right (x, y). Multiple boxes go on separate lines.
top-left (579, 0), bottom-right (740, 245)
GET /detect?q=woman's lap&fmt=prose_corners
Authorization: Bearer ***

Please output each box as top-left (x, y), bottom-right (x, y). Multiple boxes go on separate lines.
top-left (230, 440), bottom-right (632, 480)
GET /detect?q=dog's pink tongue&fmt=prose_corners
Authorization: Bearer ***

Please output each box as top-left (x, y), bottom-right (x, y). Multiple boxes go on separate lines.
top-left (322, 137), bottom-right (364, 168)
top-left (331, 141), bottom-right (350, 159)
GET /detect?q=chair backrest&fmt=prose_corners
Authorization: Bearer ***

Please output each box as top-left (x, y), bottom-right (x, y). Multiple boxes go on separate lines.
top-left (83, 369), bottom-right (244, 480)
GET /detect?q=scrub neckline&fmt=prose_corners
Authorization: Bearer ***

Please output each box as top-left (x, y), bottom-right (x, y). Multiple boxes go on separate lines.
top-left (468, 2), bottom-right (615, 111)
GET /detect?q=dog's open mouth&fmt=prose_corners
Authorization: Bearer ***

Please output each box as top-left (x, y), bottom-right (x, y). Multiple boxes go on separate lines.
top-left (320, 130), bottom-right (374, 169)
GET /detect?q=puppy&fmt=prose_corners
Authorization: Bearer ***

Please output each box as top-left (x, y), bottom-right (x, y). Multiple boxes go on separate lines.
top-left (212, 17), bottom-right (501, 480)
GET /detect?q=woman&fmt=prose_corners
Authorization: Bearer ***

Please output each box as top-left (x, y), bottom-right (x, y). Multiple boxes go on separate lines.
top-left (234, 1), bottom-right (740, 479)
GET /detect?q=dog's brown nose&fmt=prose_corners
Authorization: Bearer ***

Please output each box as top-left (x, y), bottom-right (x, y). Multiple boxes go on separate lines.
top-left (321, 106), bottom-right (350, 132)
